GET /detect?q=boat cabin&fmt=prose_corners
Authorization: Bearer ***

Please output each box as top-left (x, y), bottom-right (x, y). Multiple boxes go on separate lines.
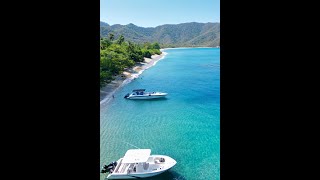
top-left (131, 89), bottom-right (146, 95)
top-left (132, 89), bottom-right (146, 95)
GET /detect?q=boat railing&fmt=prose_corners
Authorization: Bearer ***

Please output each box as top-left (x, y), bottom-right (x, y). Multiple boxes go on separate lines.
top-left (114, 159), bottom-right (123, 173)
top-left (119, 163), bottom-right (129, 173)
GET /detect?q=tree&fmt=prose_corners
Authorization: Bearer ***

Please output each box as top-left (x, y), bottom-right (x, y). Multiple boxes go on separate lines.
top-left (142, 49), bottom-right (152, 58)
top-left (116, 35), bottom-right (125, 45)
top-left (143, 42), bottom-right (152, 49)
top-left (127, 41), bottom-right (143, 62)
top-left (108, 33), bottom-right (114, 41)
top-left (152, 42), bottom-right (160, 49)
top-left (100, 38), bottom-right (111, 50)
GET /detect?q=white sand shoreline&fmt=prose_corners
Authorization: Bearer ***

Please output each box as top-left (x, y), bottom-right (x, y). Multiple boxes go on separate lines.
top-left (100, 51), bottom-right (168, 105)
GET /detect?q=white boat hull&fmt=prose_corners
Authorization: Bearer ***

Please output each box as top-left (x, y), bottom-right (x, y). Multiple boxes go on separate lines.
top-left (126, 93), bottom-right (167, 100)
top-left (107, 171), bottom-right (164, 179)
top-left (127, 95), bottom-right (166, 99)
top-left (105, 155), bottom-right (176, 179)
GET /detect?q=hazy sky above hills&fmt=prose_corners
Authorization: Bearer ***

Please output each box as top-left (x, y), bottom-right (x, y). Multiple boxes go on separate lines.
top-left (100, 0), bottom-right (220, 27)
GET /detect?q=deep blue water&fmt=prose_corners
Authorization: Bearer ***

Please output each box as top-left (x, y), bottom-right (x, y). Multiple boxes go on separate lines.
top-left (100, 48), bottom-right (220, 180)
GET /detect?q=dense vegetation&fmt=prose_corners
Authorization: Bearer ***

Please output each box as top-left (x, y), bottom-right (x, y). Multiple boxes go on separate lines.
top-left (100, 22), bottom-right (220, 47)
top-left (100, 34), bottom-right (161, 88)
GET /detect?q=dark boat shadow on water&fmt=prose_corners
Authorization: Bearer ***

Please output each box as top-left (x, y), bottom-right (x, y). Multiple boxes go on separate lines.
top-left (143, 170), bottom-right (186, 180)
top-left (144, 97), bottom-right (169, 101)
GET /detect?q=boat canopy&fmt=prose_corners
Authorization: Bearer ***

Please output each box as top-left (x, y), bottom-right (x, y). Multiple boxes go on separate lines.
top-left (122, 149), bottom-right (151, 163)
top-left (132, 89), bottom-right (146, 92)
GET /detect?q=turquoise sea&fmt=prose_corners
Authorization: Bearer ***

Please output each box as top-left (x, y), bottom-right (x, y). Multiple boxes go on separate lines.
top-left (100, 48), bottom-right (220, 180)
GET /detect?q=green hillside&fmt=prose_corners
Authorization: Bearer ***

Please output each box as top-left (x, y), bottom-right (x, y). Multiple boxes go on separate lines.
top-left (100, 22), bottom-right (220, 48)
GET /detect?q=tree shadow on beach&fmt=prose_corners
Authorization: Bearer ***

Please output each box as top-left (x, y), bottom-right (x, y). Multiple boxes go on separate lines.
top-left (126, 68), bottom-right (139, 74)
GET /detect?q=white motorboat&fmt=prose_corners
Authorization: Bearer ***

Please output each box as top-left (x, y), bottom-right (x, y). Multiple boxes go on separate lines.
top-left (124, 89), bottom-right (167, 99)
top-left (101, 149), bottom-right (176, 179)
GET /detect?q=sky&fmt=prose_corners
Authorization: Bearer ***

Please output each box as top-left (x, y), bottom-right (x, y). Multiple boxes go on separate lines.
top-left (100, 0), bottom-right (220, 27)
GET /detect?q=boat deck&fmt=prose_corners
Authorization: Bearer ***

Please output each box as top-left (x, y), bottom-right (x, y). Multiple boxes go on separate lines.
top-left (113, 156), bottom-right (165, 174)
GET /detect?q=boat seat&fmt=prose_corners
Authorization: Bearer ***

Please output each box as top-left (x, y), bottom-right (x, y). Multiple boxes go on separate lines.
top-left (127, 167), bottom-right (133, 173)
top-left (143, 163), bottom-right (149, 170)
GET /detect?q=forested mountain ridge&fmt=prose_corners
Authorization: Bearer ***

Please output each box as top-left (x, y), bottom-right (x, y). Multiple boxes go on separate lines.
top-left (100, 22), bottom-right (220, 47)
top-left (100, 22), bottom-right (109, 27)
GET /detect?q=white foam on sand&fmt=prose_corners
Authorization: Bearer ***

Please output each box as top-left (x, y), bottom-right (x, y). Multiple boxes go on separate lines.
top-left (153, 52), bottom-right (167, 66)
top-left (124, 52), bottom-right (168, 84)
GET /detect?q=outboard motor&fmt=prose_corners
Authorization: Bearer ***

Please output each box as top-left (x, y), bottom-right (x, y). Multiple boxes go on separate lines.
top-left (101, 165), bottom-right (108, 173)
top-left (124, 93), bottom-right (130, 98)
top-left (111, 161), bottom-right (117, 167)
top-left (101, 161), bottom-right (118, 174)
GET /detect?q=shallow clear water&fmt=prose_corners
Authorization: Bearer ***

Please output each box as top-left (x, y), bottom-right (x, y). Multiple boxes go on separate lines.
top-left (100, 48), bottom-right (220, 180)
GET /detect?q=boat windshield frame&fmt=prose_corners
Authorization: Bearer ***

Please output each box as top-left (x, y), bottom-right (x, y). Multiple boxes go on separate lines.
top-left (132, 89), bottom-right (146, 92)
top-left (122, 149), bottom-right (151, 163)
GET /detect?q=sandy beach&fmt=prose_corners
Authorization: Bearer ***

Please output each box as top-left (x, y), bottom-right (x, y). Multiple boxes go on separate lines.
top-left (100, 51), bottom-right (167, 105)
